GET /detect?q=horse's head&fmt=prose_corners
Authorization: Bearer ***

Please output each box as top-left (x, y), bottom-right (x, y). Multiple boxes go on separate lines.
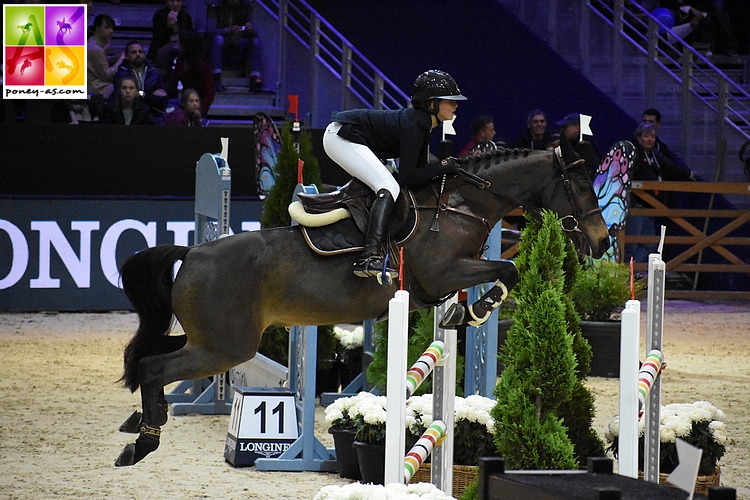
top-left (545, 135), bottom-right (610, 258)
top-left (455, 136), bottom-right (609, 258)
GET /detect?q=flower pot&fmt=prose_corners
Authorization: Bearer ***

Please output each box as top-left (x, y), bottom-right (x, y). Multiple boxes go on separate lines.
top-left (579, 320), bottom-right (621, 378)
top-left (353, 441), bottom-right (385, 485)
top-left (328, 427), bottom-right (361, 480)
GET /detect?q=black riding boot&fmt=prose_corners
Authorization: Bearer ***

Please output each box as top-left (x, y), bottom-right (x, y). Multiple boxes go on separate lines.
top-left (353, 189), bottom-right (398, 282)
top-left (439, 281), bottom-right (509, 328)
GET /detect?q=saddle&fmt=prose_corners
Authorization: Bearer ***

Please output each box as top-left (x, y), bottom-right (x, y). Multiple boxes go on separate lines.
top-left (290, 179), bottom-right (418, 255)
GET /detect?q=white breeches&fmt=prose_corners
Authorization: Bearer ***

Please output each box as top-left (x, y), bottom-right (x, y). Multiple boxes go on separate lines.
top-left (323, 122), bottom-right (400, 201)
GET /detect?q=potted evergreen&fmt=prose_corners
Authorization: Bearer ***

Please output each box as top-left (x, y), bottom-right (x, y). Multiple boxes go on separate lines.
top-left (571, 259), bottom-right (644, 377)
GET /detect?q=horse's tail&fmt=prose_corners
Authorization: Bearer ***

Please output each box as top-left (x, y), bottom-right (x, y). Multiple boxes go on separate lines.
top-left (119, 245), bottom-right (191, 392)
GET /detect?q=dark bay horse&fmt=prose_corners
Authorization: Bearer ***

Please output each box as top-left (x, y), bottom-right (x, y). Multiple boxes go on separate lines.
top-left (114, 140), bottom-right (609, 466)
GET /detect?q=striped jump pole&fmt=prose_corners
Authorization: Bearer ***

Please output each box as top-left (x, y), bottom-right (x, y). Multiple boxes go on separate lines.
top-left (638, 349), bottom-right (665, 415)
top-left (404, 420), bottom-right (448, 483)
top-left (405, 341), bottom-right (447, 399)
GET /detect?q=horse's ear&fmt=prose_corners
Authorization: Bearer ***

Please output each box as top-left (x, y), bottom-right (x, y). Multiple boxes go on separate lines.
top-left (559, 132), bottom-right (582, 165)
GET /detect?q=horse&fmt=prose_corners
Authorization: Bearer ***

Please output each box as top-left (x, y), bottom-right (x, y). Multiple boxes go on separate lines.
top-left (113, 138), bottom-right (609, 466)
top-left (57, 19), bottom-right (73, 35)
top-left (56, 60), bottom-right (73, 73)
top-left (18, 23), bottom-right (33, 34)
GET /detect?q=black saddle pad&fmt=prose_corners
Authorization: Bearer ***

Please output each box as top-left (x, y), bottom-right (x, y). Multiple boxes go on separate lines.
top-left (300, 218), bottom-right (364, 255)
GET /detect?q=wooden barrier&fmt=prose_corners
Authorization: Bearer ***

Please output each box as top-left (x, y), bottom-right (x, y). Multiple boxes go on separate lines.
top-left (624, 181), bottom-right (750, 300)
top-left (499, 182), bottom-right (750, 300)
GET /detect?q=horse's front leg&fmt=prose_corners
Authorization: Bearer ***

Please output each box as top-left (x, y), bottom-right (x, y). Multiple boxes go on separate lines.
top-left (433, 258), bottom-right (519, 328)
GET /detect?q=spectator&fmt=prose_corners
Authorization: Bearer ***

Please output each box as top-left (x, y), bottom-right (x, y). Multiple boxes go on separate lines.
top-left (51, 100), bottom-right (99, 124)
top-left (641, 107), bottom-right (689, 170)
top-left (162, 88), bottom-right (205, 126)
top-left (510, 109), bottom-right (555, 150)
top-left (458, 115), bottom-right (496, 157)
top-left (625, 121), bottom-right (696, 262)
top-left (102, 75), bottom-right (153, 125)
top-left (165, 31), bottom-right (216, 116)
top-left (659, 0), bottom-right (738, 56)
top-left (87, 14), bottom-right (125, 103)
top-left (555, 113), bottom-right (602, 179)
top-left (112, 41), bottom-right (169, 118)
top-left (147, 0), bottom-right (194, 74)
top-left (208, 0), bottom-right (262, 93)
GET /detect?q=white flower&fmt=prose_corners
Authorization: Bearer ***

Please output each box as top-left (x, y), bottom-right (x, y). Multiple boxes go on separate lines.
top-left (333, 325), bottom-right (364, 349)
top-left (709, 420), bottom-right (729, 445)
top-left (324, 391), bottom-right (376, 427)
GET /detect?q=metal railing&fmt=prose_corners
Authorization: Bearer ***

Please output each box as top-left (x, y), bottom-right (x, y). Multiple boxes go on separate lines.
top-left (587, 0), bottom-right (750, 180)
top-left (258, 0), bottom-right (410, 117)
top-left (501, 0), bottom-right (750, 182)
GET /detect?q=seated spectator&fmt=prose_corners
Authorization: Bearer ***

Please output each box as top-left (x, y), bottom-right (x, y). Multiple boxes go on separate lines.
top-left (208, 0), bottom-right (262, 93)
top-left (458, 115), bottom-right (497, 157)
top-left (162, 89), bottom-right (205, 127)
top-left (510, 109), bottom-right (555, 150)
top-left (640, 107), bottom-right (689, 170)
top-left (112, 42), bottom-right (169, 117)
top-left (165, 32), bottom-right (216, 116)
top-left (50, 100), bottom-right (99, 124)
top-left (87, 14), bottom-right (125, 105)
top-left (147, 0), bottom-right (194, 74)
top-left (102, 75), bottom-right (153, 125)
top-left (554, 113), bottom-right (602, 179)
top-left (625, 121), bottom-right (697, 262)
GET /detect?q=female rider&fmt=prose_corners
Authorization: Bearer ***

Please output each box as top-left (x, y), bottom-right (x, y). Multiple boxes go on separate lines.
top-left (323, 69), bottom-right (466, 282)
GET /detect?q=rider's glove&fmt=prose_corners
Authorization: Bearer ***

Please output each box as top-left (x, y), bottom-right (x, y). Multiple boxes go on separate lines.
top-left (439, 157), bottom-right (460, 175)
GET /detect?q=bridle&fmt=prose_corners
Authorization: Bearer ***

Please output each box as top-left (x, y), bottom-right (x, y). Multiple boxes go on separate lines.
top-left (454, 146), bottom-right (602, 235)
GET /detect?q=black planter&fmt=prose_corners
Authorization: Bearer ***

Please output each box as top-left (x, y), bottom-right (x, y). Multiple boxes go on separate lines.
top-left (579, 320), bottom-right (621, 378)
top-left (353, 441), bottom-right (385, 485)
top-left (329, 427), bottom-right (361, 480)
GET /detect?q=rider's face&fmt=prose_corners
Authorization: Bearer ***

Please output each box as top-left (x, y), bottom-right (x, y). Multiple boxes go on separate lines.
top-left (437, 99), bottom-right (458, 123)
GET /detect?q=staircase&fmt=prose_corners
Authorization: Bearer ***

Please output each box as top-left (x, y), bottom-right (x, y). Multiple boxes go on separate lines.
top-left (497, 0), bottom-right (750, 187)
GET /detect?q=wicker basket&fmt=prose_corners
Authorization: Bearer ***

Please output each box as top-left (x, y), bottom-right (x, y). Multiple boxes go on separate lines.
top-left (638, 467), bottom-right (721, 496)
top-left (409, 464), bottom-right (478, 498)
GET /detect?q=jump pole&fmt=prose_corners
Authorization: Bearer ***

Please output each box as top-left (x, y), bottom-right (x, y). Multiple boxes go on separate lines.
top-left (618, 296), bottom-right (640, 479)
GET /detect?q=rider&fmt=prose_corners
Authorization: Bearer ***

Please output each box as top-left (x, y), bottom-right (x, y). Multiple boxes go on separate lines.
top-left (323, 69), bottom-right (466, 281)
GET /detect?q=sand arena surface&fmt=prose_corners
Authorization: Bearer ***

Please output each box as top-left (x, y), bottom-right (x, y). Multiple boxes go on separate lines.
top-left (0, 300), bottom-right (748, 499)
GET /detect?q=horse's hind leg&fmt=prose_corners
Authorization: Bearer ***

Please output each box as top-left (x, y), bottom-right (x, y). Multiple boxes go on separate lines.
top-left (114, 343), bottom-right (249, 467)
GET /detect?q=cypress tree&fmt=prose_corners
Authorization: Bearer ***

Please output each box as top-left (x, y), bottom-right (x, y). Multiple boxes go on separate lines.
top-left (491, 211), bottom-right (577, 469)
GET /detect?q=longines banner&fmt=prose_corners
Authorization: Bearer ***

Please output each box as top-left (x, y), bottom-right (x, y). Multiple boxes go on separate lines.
top-left (0, 198), bottom-right (262, 311)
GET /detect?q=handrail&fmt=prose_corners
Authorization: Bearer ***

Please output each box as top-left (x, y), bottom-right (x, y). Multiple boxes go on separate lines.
top-left (258, 0), bottom-right (410, 114)
top-left (587, 0), bottom-right (750, 177)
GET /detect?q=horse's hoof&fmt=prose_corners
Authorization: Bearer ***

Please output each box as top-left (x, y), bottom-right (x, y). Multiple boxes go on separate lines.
top-left (439, 303), bottom-right (466, 328)
top-left (114, 443), bottom-right (136, 467)
top-left (119, 411), bottom-right (142, 433)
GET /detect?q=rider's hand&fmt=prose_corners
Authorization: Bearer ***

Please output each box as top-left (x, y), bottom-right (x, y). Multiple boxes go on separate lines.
top-left (440, 157), bottom-right (460, 175)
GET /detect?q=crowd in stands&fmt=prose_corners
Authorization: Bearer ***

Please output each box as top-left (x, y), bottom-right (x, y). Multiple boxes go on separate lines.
top-left (6, 0), bottom-right (263, 126)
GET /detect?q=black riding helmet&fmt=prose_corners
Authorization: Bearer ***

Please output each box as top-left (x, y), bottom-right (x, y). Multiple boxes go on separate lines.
top-left (411, 70), bottom-right (467, 117)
